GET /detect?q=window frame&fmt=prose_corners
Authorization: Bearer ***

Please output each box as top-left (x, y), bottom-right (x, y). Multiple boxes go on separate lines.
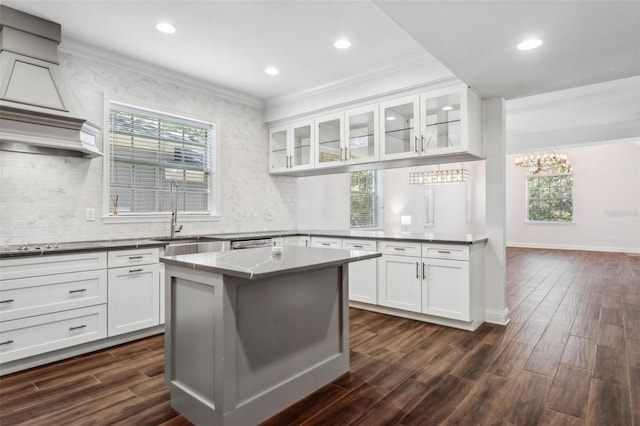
top-left (525, 171), bottom-right (574, 224)
top-left (102, 96), bottom-right (221, 223)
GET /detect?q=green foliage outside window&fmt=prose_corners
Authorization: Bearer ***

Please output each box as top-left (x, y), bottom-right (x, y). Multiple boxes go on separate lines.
top-left (350, 170), bottom-right (380, 228)
top-left (527, 163), bottom-right (573, 222)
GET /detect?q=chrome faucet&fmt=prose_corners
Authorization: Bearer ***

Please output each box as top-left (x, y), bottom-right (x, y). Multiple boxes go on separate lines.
top-left (170, 181), bottom-right (183, 239)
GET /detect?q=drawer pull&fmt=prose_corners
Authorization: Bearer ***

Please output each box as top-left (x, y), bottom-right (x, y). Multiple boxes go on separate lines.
top-left (321, 243), bottom-right (331, 246)
top-left (351, 245), bottom-right (363, 248)
top-left (0, 299), bottom-right (15, 304)
top-left (129, 268), bottom-right (144, 273)
top-left (0, 340), bottom-right (14, 346)
top-left (128, 255), bottom-right (144, 260)
top-left (69, 289), bottom-right (87, 294)
top-left (394, 247), bottom-right (405, 251)
top-left (69, 325), bottom-right (87, 331)
top-left (437, 250), bottom-right (451, 254)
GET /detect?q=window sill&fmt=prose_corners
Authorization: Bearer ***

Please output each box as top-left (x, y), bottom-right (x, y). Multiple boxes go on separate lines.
top-left (524, 221), bottom-right (575, 226)
top-left (102, 214), bottom-right (221, 224)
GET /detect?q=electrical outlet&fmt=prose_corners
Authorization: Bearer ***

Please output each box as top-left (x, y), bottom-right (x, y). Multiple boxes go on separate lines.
top-left (86, 208), bottom-right (96, 222)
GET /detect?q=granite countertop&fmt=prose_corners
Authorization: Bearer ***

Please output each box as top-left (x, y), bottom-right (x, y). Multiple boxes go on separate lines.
top-left (0, 239), bottom-right (165, 258)
top-left (160, 245), bottom-right (381, 280)
top-left (202, 230), bottom-right (488, 245)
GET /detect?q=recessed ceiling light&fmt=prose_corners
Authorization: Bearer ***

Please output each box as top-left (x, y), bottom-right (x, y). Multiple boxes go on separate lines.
top-left (334, 39), bottom-right (351, 49)
top-left (386, 116), bottom-right (396, 121)
top-left (517, 38), bottom-right (543, 50)
top-left (265, 66), bottom-right (279, 76)
top-left (442, 106), bottom-right (453, 111)
top-left (156, 22), bottom-right (176, 34)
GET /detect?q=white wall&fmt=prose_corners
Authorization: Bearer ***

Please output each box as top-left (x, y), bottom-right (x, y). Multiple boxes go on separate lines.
top-left (0, 52), bottom-right (296, 246)
top-left (506, 141), bottom-right (640, 253)
top-left (296, 161), bottom-right (486, 235)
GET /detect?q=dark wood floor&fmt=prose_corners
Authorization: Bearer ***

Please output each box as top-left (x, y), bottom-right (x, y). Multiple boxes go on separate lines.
top-left (1, 248), bottom-right (638, 425)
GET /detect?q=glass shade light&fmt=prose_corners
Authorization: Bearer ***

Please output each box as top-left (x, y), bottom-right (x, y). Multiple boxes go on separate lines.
top-left (409, 169), bottom-right (470, 185)
top-left (514, 152), bottom-right (572, 172)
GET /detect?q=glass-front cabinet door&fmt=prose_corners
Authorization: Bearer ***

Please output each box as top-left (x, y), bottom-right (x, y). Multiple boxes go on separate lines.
top-left (291, 120), bottom-right (313, 169)
top-left (345, 104), bottom-right (379, 164)
top-left (380, 95), bottom-right (420, 161)
top-left (269, 125), bottom-right (289, 172)
top-left (315, 112), bottom-right (344, 168)
top-left (421, 86), bottom-right (466, 155)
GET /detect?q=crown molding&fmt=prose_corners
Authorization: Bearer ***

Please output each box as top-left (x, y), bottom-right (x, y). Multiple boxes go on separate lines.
top-left (59, 37), bottom-right (264, 109)
top-left (264, 51), bottom-right (444, 109)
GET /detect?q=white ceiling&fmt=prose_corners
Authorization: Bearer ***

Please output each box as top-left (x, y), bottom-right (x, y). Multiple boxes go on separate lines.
top-left (2, 0), bottom-right (431, 101)
top-left (3, 1), bottom-right (639, 105)
top-left (375, 0), bottom-right (640, 100)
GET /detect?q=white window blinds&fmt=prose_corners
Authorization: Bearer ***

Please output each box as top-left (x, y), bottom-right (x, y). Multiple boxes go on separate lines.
top-left (108, 103), bottom-right (214, 214)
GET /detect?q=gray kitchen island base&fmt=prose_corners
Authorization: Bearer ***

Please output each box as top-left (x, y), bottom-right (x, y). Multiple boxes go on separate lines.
top-left (164, 261), bottom-right (350, 426)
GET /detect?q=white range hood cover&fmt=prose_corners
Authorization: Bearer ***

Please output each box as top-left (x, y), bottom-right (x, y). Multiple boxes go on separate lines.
top-left (0, 5), bottom-right (102, 158)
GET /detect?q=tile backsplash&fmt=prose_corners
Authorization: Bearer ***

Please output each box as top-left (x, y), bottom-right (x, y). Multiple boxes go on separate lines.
top-left (0, 52), bottom-right (296, 246)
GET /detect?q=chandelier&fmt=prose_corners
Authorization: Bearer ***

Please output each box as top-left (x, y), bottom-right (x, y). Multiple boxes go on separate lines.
top-left (409, 168), bottom-right (470, 185)
top-left (514, 152), bottom-right (572, 172)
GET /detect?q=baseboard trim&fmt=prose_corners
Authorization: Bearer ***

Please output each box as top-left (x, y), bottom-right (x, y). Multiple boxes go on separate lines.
top-left (507, 242), bottom-right (640, 255)
top-left (485, 308), bottom-right (510, 326)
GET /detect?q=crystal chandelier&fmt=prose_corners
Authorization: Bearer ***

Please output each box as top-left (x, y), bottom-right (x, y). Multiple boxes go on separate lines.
top-left (409, 168), bottom-right (470, 185)
top-left (514, 152), bottom-right (572, 172)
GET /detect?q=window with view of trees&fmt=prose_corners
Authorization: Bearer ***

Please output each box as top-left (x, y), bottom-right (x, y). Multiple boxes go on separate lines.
top-left (527, 163), bottom-right (573, 222)
top-left (350, 170), bottom-right (383, 228)
top-left (108, 102), bottom-right (215, 215)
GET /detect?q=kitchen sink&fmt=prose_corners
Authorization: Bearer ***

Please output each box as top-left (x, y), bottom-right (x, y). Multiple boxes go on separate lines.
top-left (161, 240), bottom-right (229, 257)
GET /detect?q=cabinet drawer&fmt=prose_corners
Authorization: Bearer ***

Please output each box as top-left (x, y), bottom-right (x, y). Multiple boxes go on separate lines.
top-left (379, 241), bottom-right (421, 257)
top-left (108, 248), bottom-right (159, 268)
top-left (422, 244), bottom-right (469, 261)
top-left (0, 252), bottom-right (107, 281)
top-left (343, 239), bottom-right (377, 251)
top-left (310, 237), bottom-right (342, 249)
top-left (0, 270), bottom-right (107, 322)
top-left (0, 305), bottom-right (107, 363)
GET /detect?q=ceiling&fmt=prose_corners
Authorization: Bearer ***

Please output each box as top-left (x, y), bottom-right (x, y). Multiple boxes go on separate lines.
top-left (2, 1), bottom-right (639, 103)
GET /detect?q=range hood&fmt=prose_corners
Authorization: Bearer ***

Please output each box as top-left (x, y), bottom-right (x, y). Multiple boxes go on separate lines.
top-left (0, 6), bottom-right (102, 158)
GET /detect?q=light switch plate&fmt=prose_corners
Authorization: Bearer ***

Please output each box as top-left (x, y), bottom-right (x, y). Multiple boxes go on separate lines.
top-left (86, 208), bottom-right (96, 221)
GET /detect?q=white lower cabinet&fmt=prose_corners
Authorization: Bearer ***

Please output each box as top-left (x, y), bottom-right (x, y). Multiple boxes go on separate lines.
top-left (378, 254), bottom-right (421, 313)
top-left (107, 259), bottom-right (160, 337)
top-left (422, 258), bottom-right (470, 321)
top-left (343, 239), bottom-right (377, 304)
top-left (0, 305), bottom-right (107, 363)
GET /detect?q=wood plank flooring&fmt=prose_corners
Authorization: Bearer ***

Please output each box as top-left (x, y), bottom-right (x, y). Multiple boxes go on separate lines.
top-left (1, 248), bottom-right (638, 425)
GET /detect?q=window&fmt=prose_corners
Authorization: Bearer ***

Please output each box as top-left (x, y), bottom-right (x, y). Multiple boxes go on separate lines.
top-left (527, 163), bottom-right (573, 222)
top-left (108, 102), bottom-right (215, 215)
top-left (350, 170), bottom-right (383, 228)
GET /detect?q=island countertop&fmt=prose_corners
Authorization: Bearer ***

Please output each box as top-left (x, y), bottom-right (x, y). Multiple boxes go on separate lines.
top-left (160, 245), bottom-right (381, 280)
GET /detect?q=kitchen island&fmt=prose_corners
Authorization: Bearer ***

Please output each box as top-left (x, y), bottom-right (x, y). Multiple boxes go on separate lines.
top-left (160, 245), bottom-right (380, 426)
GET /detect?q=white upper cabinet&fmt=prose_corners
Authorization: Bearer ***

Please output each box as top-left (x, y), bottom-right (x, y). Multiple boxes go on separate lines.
top-left (381, 84), bottom-right (483, 161)
top-left (315, 112), bottom-right (344, 168)
top-left (269, 120), bottom-right (314, 173)
top-left (345, 104), bottom-right (379, 165)
top-left (269, 83), bottom-right (483, 175)
top-left (380, 94), bottom-right (420, 161)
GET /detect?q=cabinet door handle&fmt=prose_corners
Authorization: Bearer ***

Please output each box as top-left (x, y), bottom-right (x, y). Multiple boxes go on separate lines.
top-left (416, 262), bottom-right (419, 279)
top-left (414, 135), bottom-right (419, 153)
top-left (421, 135), bottom-right (425, 152)
top-left (437, 250), bottom-right (451, 254)
top-left (69, 289), bottom-right (87, 294)
top-left (422, 262), bottom-right (426, 279)
top-left (128, 255), bottom-right (144, 260)
top-left (129, 268), bottom-right (144, 273)
top-left (69, 325), bottom-right (87, 331)
top-left (0, 340), bottom-right (14, 346)
top-left (345, 147), bottom-right (349, 161)
top-left (0, 299), bottom-right (14, 304)
top-left (289, 155), bottom-right (293, 168)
